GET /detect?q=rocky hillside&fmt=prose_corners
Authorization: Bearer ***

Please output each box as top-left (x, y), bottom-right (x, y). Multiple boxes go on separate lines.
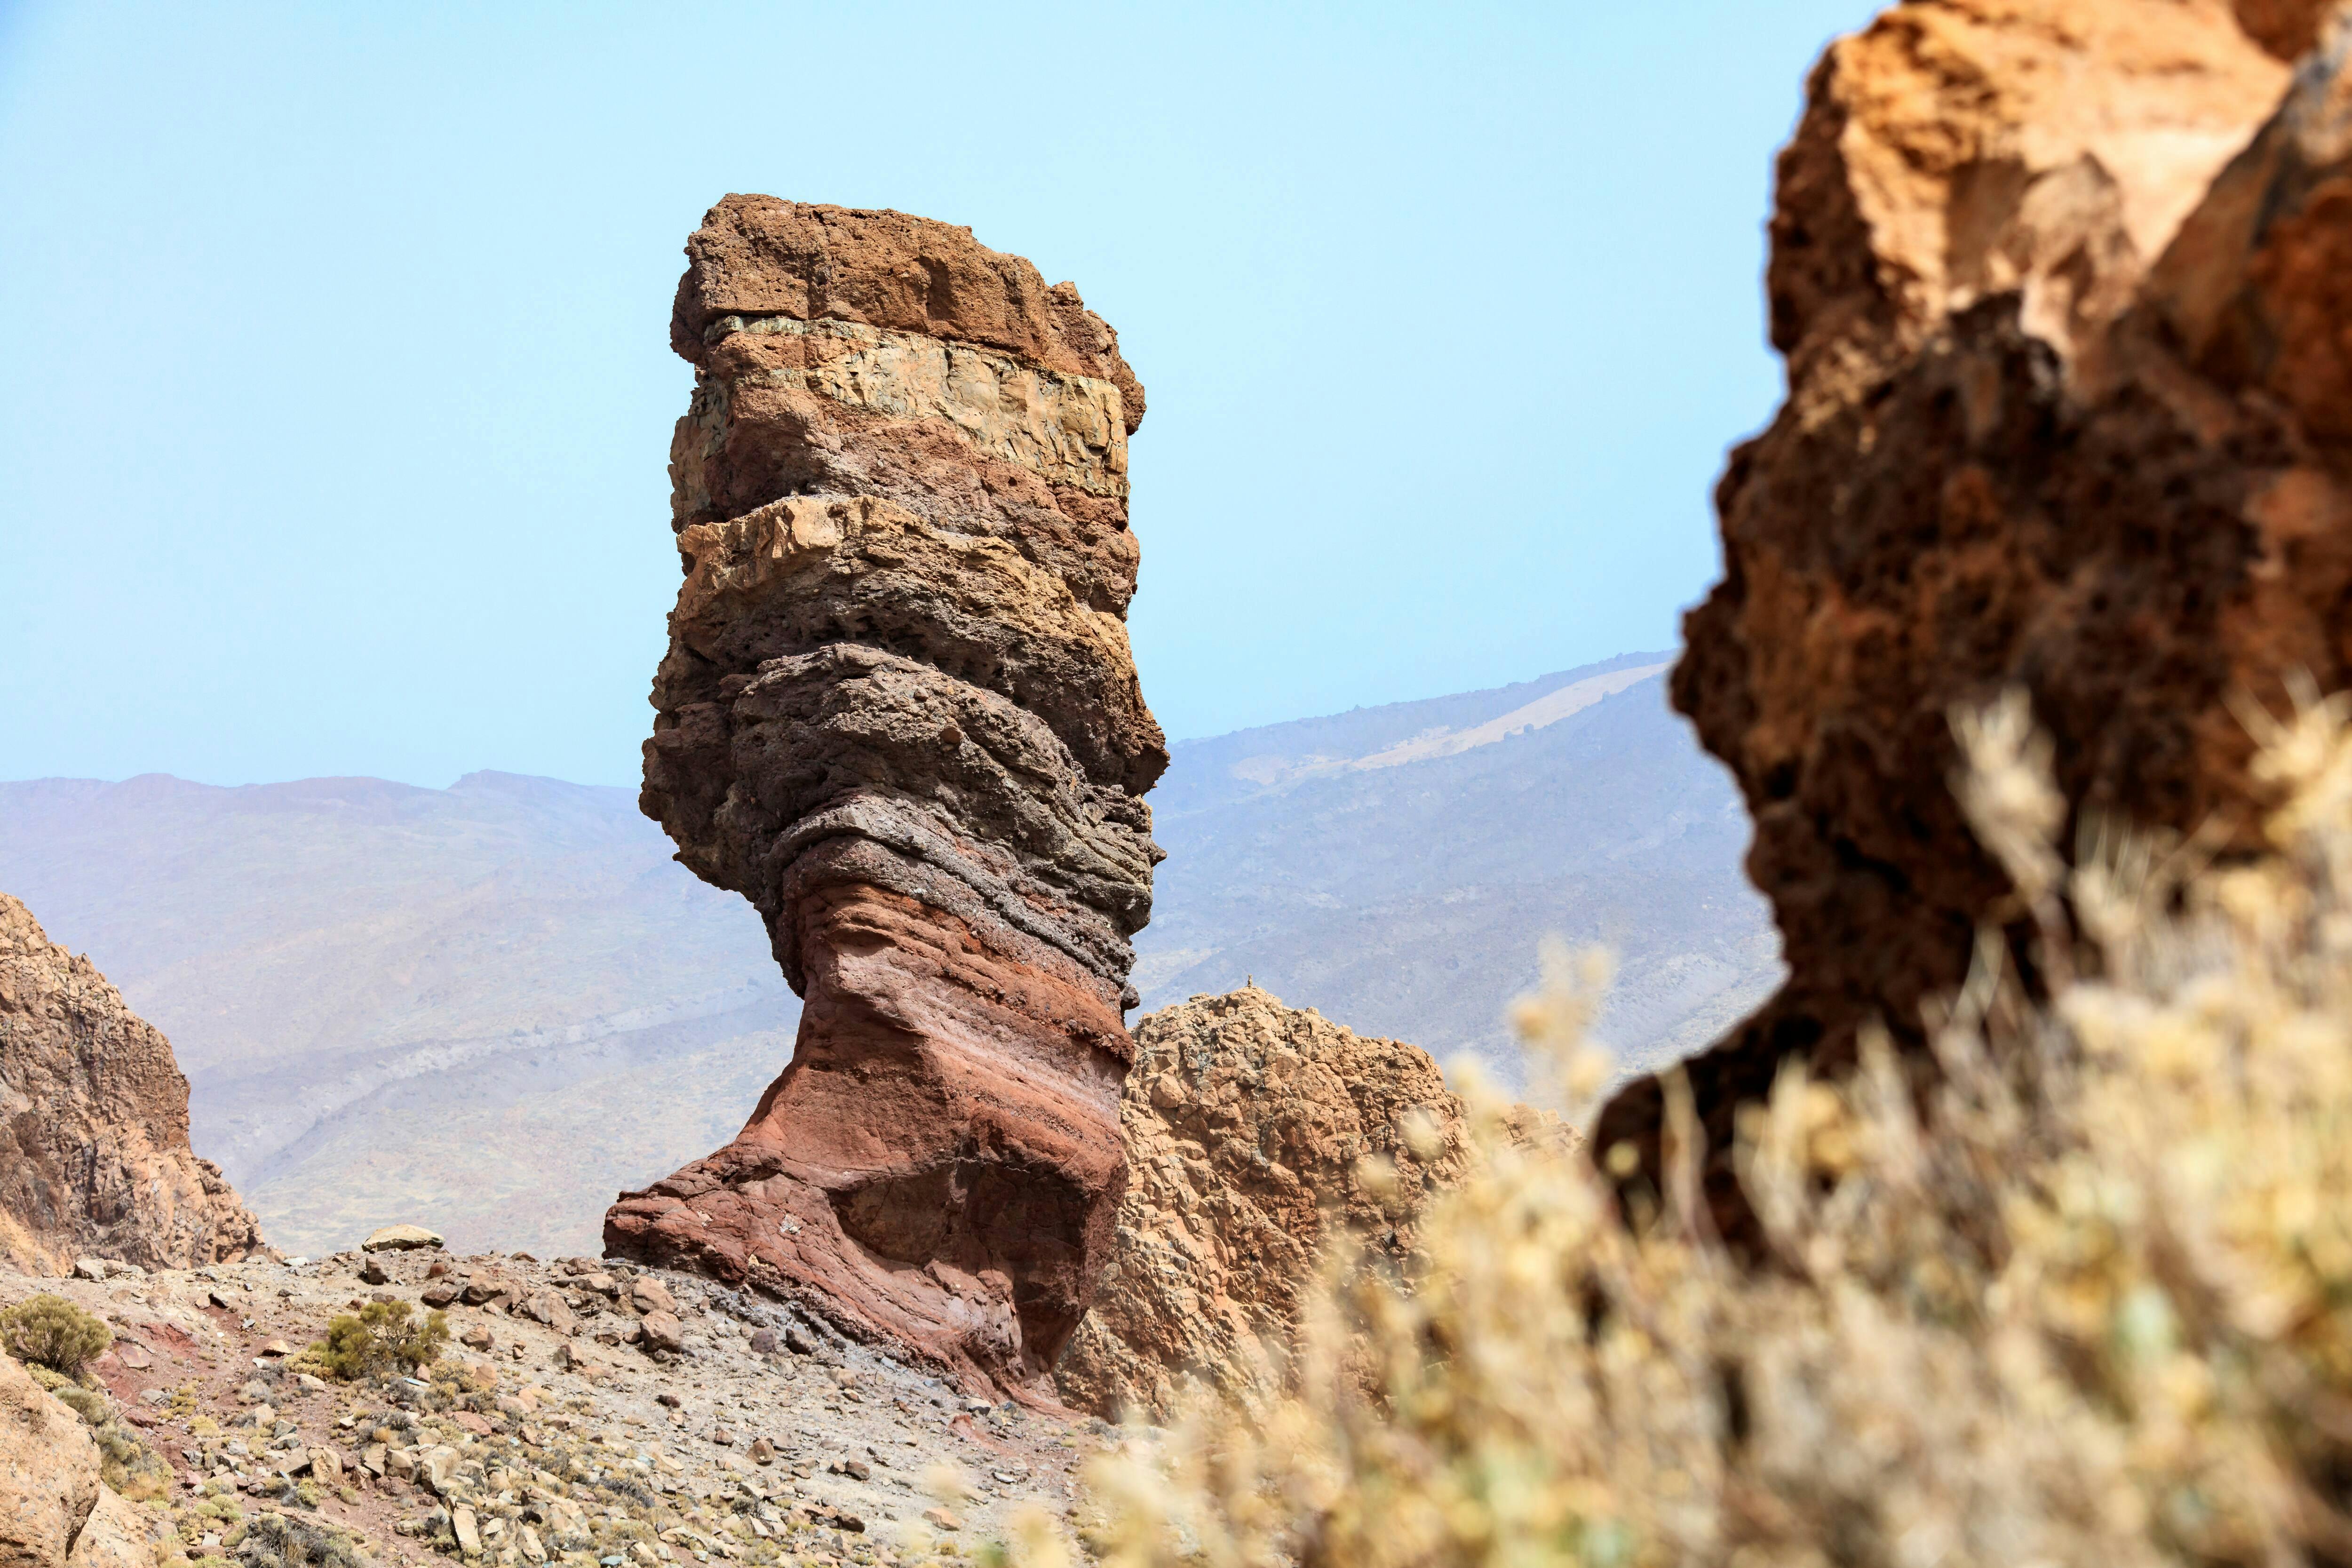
top-left (1136, 655), bottom-right (1781, 1086)
top-left (0, 893), bottom-right (265, 1275)
top-left (0, 1246), bottom-right (1099, 1568)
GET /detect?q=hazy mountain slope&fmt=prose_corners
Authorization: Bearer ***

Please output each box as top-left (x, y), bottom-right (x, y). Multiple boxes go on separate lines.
top-left (0, 656), bottom-right (1778, 1254)
top-left (0, 772), bottom-right (794, 1258)
top-left (1135, 657), bottom-right (1782, 1083)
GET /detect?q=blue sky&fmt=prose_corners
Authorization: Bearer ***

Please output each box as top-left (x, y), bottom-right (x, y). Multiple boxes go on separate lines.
top-left (0, 0), bottom-right (1875, 788)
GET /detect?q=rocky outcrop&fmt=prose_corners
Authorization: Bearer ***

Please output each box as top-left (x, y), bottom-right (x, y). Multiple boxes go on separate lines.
top-left (0, 1349), bottom-right (99, 1568)
top-left (609, 199), bottom-right (1163, 1399)
top-left (1598, 2), bottom-right (2352, 1216)
top-left (0, 1352), bottom-right (149, 1568)
top-left (0, 895), bottom-right (265, 1275)
top-left (1057, 988), bottom-right (1541, 1421)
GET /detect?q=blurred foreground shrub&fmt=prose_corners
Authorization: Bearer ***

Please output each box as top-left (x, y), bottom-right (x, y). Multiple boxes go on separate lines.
top-left (1057, 685), bottom-right (2352, 1568)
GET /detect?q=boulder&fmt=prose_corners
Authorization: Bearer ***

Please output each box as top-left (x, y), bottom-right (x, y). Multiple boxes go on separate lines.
top-left (60, 1488), bottom-right (148, 1568)
top-left (518, 1289), bottom-right (575, 1334)
top-left (459, 1274), bottom-right (516, 1308)
top-left (418, 1445), bottom-right (461, 1494)
top-left (362, 1226), bottom-right (443, 1253)
top-left (1057, 987), bottom-right (1563, 1419)
top-left (451, 1507), bottom-right (482, 1557)
top-left (638, 1311), bottom-right (685, 1355)
top-left (607, 199), bottom-right (1164, 1399)
top-left (0, 893), bottom-right (265, 1275)
top-left (1597, 1), bottom-right (2352, 1228)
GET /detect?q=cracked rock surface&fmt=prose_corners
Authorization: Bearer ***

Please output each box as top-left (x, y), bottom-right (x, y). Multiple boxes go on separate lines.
top-left (1057, 988), bottom-right (1568, 1421)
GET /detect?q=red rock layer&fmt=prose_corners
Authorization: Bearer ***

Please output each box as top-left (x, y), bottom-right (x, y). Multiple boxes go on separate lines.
top-left (611, 199), bottom-right (1162, 1398)
top-left (0, 893), bottom-right (266, 1274)
top-left (1598, 3), bottom-right (2352, 1223)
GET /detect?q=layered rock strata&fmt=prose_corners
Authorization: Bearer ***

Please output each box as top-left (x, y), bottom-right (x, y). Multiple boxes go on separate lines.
top-left (1056, 988), bottom-right (1562, 1421)
top-left (0, 894), bottom-right (265, 1275)
top-left (1598, 1), bottom-right (2352, 1219)
top-left (610, 199), bottom-right (1164, 1399)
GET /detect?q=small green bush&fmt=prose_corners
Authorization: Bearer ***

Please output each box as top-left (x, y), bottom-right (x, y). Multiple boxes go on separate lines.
top-left (50, 1381), bottom-right (108, 1425)
top-left (313, 1299), bottom-right (446, 1381)
top-left (0, 1293), bottom-right (111, 1375)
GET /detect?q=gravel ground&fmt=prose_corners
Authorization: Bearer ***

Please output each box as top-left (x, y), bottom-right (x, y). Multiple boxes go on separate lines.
top-left (2, 1247), bottom-right (1111, 1568)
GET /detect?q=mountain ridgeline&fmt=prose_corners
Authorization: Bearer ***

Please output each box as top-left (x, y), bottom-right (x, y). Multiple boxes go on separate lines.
top-left (1135, 654), bottom-right (1781, 1084)
top-left (0, 658), bottom-right (1777, 1256)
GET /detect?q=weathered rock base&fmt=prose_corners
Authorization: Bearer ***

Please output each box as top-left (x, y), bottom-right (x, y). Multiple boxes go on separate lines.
top-left (606, 882), bottom-right (1128, 1401)
top-left (0, 1351), bottom-right (158, 1568)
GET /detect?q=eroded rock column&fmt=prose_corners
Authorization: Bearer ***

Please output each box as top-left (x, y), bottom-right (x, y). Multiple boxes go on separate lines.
top-left (605, 199), bottom-right (1164, 1396)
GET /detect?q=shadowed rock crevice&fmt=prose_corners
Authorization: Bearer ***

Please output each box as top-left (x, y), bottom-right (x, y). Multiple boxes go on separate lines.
top-left (608, 198), bottom-right (1162, 1399)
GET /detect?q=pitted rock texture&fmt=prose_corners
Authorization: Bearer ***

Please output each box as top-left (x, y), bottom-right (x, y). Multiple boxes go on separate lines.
top-left (613, 199), bottom-right (1163, 1401)
top-left (0, 1348), bottom-right (98, 1568)
top-left (1054, 988), bottom-right (1559, 1422)
top-left (1598, 1), bottom-right (2352, 1224)
top-left (0, 894), bottom-right (265, 1276)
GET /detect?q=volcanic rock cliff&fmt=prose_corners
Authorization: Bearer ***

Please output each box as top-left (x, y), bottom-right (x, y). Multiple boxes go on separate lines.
top-left (1599, 0), bottom-right (2352, 1211)
top-left (0, 894), bottom-right (265, 1274)
top-left (1058, 988), bottom-right (1564, 1421)
top-left (610, 199), bottom-right (1163, 1399)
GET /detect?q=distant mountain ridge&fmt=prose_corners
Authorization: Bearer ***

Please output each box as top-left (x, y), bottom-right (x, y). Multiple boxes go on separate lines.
top-left (1135, 654), bottom-right (1782, 1082)
top-left (0, 656), bottom-right (1780, 1254)
top-left (0, 770), bottom-right (792, 1258)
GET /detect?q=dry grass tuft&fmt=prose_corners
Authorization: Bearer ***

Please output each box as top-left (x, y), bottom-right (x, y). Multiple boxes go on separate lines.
top-left (1057, 685), bottom-right (2352, 1567)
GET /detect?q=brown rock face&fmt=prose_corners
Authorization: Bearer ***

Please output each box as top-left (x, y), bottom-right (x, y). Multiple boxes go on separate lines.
top-left (0, 1350), bottom-right (152, 1568)
top-left (1056, 988), bottom-right (1499, 1421)
top-left (0, 1350), bottom-right (98, 1568)
top-left (1599, 5), bottom-right (2352, 1207)
top-left (0, 894), bottom-right (265, 1275)
top-left (608, 199), bottom-right (1163, 1398)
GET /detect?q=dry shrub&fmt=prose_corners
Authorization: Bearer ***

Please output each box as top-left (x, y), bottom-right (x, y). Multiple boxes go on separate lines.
top-left (313, 1299), bottom-right (446, 1381)
top-left (44, 1374), bottom-right (173, 1500)
top-left (1067, 684), bottom-right (2352, 1568)
top-left (1, 1292), bottom-right (110, 1375)
top-left (234, 1511), bottom-right (367, 1568)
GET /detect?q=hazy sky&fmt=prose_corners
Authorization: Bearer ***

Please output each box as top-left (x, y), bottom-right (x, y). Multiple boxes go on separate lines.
top-left (0, 0), bottom-right (1875, 788)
